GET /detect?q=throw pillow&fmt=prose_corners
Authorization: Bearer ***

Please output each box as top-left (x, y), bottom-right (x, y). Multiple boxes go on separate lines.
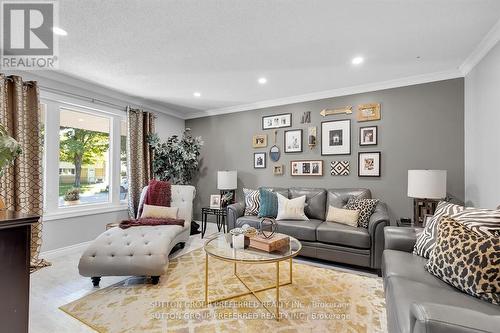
top-left (258, 188), bottom-right (278, 218)
top-left (344, 198), bottom-right (378, 228)
top-left (325, 206), bottom-right (359, 227)
top-left (141, 204), bottom-right (178, 219)
top-left (450, 208), bottom-right (500, 237)
top-left (243, 188), bottom-right (260, 216)
top-left (413, 201), bottom-right (465, 258)
top-left (426, 217), bottom-right (500, 305)
top-left (276, 193), bottom-right (309, 220)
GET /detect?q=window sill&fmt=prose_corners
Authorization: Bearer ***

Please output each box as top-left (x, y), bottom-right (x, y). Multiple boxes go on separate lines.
top-left (43, 204), bottom-right (128, 221)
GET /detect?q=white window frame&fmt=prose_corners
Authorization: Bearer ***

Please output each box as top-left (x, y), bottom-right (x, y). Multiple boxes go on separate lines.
top-left (41, 92), bottom-right (128, 221)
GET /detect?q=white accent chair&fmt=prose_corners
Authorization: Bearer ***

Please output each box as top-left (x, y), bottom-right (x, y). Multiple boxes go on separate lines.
top-left (78, 185), bottom-right (195, 286)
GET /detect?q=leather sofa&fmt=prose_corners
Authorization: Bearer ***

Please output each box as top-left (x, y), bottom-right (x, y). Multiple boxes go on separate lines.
top-left (227, 187), bottom-right (390, 270)
top-left (383, 227), bottom-right (500, 333)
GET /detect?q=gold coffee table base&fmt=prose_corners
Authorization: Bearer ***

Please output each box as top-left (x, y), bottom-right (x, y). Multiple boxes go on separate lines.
top-left (205, 254), bottom-right (293, 321)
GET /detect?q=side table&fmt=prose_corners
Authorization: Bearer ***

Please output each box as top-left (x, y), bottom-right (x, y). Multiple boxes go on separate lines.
top-left (201, 207), bottom-right (227, 238)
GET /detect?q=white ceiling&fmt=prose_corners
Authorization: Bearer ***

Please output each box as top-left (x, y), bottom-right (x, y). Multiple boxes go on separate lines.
top-left (56, 0), bottom-right (500, 118)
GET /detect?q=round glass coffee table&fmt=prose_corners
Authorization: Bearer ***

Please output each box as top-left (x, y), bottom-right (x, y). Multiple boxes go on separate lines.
top-left (203, 233), bottom-right (302, 321)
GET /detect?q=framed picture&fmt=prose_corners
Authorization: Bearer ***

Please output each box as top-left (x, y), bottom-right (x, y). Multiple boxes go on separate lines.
top-left (284, 129), bottom-right (303, 153)
top-left (330, 161), bottom-right (350, 176)
top-left (357, 103), bottom-right (381, 122)
top-left (358, 152), bottom-right (381, 177)
top-left (359, 126), bottom-right (378, 146)
top-left (254, 152), bottom-right (266, 169)
top-left (321, 119), bottom-right (351, 155)
top-left (308, 126), bottom-right (317, 148)
top-left (262, 113), bottom-right (292, 130)
top-left (210, 194), bottom-right (221, 209)
top-left (273, 164), bottom-right (284, 175)
top-left (252, 134), bottom-right (267, 148)
top-left (290, 160), bottom-right (323, 176)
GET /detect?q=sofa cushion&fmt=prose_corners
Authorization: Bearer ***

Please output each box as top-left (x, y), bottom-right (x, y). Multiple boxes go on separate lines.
top-left (289, 187), bottom-right (327, 220)
top-left (344, 198), bottom-right (379, 228)
top-left (276, 219), bottom-right (323, 242)
top-left (426, 217), bottom-right (500, 305)
top-left (327, 188), bottom-right (371, 208)
top-left (413, 201), bottom-right (464, 258)
top-left (382, 250), bottom-right (451, 289)
top-left (258, 188), bottom-right (278, 218)
top-left (243, 188), bottom-right (260, 216)
top-left (385, 276), bottom-right (500, 333)
top-left (316, 222), bottom-right (370, 249)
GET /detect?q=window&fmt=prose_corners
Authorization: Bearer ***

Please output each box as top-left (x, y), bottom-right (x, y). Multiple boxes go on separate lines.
top-left (59, 109), bottom-right (110, 207)
top-left (120, 119), bottom-right (128, 202)
top-left (39, 97), bottom-right (128, 217)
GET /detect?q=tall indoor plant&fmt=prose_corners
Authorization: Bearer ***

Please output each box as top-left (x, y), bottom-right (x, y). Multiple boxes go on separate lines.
top-left (0, 123), bottom-right (22, 209)
top-left (148, 128), bottom-right (203, 184)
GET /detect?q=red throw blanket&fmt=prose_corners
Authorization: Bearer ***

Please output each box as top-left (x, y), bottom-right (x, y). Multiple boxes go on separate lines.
top-left (119, 217), bottom-right (184, 229)
top-left (120, 179), bottom-right (180, 229)
top-left (137, 179), bottom-right (172, 217)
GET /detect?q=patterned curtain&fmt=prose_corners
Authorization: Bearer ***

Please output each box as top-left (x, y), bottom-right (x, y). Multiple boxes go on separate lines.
top-left (0, 74), bottom-right (50, 272)
top-left (126, 106), bottom-right (155, 218)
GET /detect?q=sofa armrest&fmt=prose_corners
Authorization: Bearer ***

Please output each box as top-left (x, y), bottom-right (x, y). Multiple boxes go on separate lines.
top-left (410, 303), bottom-right (500, 333)
top-left (384, 226), bottom-right (421, 252)
top-left (227, 202), bottom-right (245, 230)
top-left (368, 202), bottom-right (390, 269)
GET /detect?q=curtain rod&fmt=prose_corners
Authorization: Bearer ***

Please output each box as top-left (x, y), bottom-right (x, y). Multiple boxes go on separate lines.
top-left (39, 85), bottom-right (132, 111)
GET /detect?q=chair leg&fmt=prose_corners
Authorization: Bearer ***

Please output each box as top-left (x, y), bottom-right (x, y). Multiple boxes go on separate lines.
top-left (151, 276), bottom-right (160, 285)
top-left (91, 277), bottom-right (101, 287)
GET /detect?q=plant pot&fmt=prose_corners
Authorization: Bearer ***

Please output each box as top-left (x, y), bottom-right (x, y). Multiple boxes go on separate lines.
top-left (64, 200), bottom-right (80, 206)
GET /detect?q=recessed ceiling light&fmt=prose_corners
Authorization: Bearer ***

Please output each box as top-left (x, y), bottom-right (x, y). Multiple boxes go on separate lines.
top-left (52, 27), bottom-right (68, 36)
top-left (258, 77), bottom-right (267, 84)
top-left (351, 56), bottom-right (364, 65)
top-left (78, 118), bottom-right (84, 122)
top-left (193, 92), bottom-right (201, 98)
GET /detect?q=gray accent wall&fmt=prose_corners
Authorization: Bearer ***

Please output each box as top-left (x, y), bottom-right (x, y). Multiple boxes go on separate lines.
top-left (186, 79), bottom-right (464, 223)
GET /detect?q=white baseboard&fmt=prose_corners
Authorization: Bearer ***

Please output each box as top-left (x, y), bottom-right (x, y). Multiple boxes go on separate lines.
top-left (40, 241), bottom-right (92, 260)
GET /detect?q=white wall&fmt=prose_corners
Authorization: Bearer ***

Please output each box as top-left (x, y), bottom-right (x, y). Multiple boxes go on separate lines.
top-left (4, 70), bottom-right (185, 252)
top-left (465, 41), bottom-right (500, 208)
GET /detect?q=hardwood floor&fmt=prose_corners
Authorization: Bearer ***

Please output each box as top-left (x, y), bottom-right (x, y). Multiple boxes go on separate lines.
top-left (29, 222), bottom-right (375, 332)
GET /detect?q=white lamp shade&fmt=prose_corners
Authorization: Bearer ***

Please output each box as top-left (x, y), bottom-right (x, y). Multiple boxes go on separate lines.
top-left (408, 170), bottom-right (447, 199)
top-left (217, 170), bottom-right (237, 190)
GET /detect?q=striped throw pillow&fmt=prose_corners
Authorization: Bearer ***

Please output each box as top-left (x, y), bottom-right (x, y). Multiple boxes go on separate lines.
top-left (450, 208), bottom-right (500, 237)
top-left (413, 201), bottom-right (465, 258)
top-left (243, 188), bottom-right (260, 216)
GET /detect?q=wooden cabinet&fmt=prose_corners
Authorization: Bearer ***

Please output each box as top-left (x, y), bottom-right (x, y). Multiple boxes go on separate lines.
top-left (0, 211), bottom-right (39, 333)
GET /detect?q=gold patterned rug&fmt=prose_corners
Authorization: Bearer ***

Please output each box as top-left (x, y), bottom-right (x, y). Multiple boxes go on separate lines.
top-left (60, 248), bottom-right (386, 332)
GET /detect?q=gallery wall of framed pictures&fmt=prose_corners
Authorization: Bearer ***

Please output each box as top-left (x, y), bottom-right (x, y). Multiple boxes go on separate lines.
top-left (252, 104), bottom-right (382, 177)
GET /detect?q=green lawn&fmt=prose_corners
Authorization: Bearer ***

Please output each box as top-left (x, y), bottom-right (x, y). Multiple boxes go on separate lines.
top-left (59, 183), bottom-right (94, 196)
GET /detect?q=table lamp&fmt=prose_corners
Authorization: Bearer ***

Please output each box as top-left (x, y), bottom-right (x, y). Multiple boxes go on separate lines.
top-left (217, 170), bottom-right (237, 207)
top-left (408, 170), bottom-right (447, 225)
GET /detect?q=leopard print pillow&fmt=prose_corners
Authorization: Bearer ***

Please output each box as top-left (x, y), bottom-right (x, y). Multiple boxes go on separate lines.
top-left (344, 198), bottom-right (379, 228)
top-left (426, 217), bottom-right (500, 305)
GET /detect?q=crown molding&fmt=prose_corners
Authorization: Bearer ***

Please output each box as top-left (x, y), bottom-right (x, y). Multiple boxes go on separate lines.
top-left (459, 17), bottom-right (500, 75)
top-left (11, 70), bottom-right (186, 119)
top-left (185, 69), bottom-right (463, 119)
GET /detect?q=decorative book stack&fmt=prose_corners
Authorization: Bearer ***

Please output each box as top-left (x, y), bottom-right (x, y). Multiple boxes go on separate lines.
top-left (249, 233), bottom-right (290, 252)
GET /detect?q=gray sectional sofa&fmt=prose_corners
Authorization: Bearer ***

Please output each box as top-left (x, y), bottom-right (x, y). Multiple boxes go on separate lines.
top-left (383, 227), bottom-right (500, 333)
top-left (227, 187), bottom-right (390, 271)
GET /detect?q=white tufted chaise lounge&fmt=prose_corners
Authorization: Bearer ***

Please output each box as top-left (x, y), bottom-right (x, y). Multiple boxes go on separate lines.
top-left (78, 185), bottom-right (195, 286)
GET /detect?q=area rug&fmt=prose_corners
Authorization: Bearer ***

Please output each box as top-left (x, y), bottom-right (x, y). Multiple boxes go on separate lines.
top-left (60, 248), bottom-right (386, 332)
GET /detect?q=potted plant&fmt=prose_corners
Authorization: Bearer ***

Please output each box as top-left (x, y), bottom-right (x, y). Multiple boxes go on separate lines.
top-left (0, 123), bottom-right (22, 210)
top-left (64, 187), bottom-right (80, 206)
top-left (147, 128), bottom-right (203, 184)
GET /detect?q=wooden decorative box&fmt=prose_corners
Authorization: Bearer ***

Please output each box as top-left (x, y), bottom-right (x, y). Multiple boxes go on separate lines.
top-left (249, 233), bottom-right (290, 252)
